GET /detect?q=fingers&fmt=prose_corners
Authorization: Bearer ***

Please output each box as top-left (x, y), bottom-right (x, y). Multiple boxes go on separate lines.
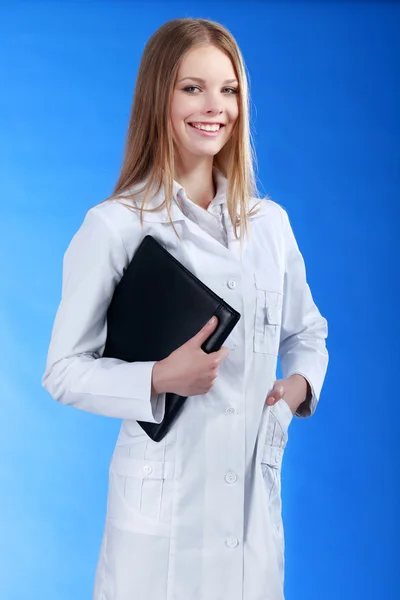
top-left (209, 346), bottom-right (229, 368)
top-left (216, 346), bottom-right (230, 361)
top-left (266, 385), bottom-right (285, 406)
top-left (191, 316), bottom-right (219, 346)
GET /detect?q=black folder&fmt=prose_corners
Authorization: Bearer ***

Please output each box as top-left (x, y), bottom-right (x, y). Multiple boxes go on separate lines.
top-left (102, 235), bottom-right (241, 442)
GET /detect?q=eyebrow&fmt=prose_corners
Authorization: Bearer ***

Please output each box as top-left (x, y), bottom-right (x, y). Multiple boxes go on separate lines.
top-left (178, 77), bottom-right (239, 84)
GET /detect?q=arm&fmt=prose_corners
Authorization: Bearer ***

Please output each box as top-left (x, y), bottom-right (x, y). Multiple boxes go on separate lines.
top-left (41, 205), bottom-right (166, 422)
top-left (278, 206), bottom-right (329, 418)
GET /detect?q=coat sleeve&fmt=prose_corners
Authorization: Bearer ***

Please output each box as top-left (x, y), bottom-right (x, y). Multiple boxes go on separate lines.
top-left (41, 205), bottom-right (166, 422)
top-left (278, 206), bottom-right (329, 418)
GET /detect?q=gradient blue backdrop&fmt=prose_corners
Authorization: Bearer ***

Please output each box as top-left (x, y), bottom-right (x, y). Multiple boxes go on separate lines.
top-left (0, 2), bottom-right (398, 599)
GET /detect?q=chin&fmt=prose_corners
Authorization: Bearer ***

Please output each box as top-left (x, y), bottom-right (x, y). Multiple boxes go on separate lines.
top-left (186, 142), bottom-right (226, 156)
top-left (192, 149), bottom-right (224, 158)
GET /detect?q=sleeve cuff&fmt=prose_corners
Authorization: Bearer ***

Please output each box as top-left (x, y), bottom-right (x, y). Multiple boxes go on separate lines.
top-left (150, 391), bottom-right (167, 424)
top-left (288, 371), bottom-right (318, 418)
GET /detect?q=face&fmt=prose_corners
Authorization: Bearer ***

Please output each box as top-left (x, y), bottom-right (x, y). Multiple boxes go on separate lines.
top-left (170, 44), bottom-right (239, 163)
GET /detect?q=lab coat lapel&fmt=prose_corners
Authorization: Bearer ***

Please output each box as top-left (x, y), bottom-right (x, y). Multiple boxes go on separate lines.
top-left (221, 197), bottom-right (265, 263)
top-left (178, 211), bottom-right (236, 261)
top-left (124, 171), bottom-right (265, 264)
top-left (162, 192), bottom-right (265, 266)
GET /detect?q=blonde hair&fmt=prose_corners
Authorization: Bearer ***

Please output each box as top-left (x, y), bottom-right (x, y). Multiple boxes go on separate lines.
top-left (104, 17), bottom-right (263, 242)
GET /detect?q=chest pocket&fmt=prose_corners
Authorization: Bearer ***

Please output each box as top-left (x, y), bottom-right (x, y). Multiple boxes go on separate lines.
top-left (253, 273), bottom-right (283, 355)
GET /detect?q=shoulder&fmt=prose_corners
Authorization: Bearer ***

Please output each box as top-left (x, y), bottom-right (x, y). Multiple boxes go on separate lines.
top-left (249, 196), bottom-right (289, 229)
top-left (247, 197), bottom-right (299, 263)
top-left (80, 195), bottom-right (145, 254)
top-left (88, 195), bottom-right (140, 229)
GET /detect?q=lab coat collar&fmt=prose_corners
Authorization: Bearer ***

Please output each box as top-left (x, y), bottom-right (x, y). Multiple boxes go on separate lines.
top-left (116, 166), bottom-right (262, 225)
top-left (173, 165), bottom-right (228, 213)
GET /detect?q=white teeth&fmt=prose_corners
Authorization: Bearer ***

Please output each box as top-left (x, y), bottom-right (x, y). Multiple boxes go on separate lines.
top-left (191, 123), bottom-right (221, 132)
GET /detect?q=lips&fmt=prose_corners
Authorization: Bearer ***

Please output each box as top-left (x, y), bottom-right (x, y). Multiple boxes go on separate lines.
top-left (188, 123), bottom-right (225, 128)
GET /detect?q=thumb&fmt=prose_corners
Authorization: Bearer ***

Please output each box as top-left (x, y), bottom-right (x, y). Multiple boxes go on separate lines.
top-left (191, 316), bottom-right (218, 347)
top-left (266, 381), bottom-right (285, 406)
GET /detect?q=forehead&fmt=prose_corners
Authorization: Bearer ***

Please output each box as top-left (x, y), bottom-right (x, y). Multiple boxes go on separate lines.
top-left (177, 45), bottom-right (236, 78)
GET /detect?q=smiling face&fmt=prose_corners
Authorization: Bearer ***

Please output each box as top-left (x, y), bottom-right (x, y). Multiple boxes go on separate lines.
top-left (170, 44), bottom-right (240, 164)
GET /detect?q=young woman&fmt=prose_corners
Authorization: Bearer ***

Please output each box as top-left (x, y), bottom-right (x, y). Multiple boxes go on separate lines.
top-left (42, 17), bottom-right (329, 600)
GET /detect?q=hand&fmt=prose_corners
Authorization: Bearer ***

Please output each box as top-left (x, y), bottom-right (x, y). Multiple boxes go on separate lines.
top-left (266, 374), bottom-right (310, 415)
top-left (152, 316), bottom-right (230, 397)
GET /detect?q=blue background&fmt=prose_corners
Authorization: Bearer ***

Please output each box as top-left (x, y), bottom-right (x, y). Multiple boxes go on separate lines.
top-left (0, 1), bottom-right (398, 599)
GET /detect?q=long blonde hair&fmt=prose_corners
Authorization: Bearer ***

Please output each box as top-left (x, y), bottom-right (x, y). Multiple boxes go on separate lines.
top-left (104, 17), bottom-right (263, 242)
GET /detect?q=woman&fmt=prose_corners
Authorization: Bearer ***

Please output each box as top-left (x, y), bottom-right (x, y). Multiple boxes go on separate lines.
top-left (42, 17), bottom-right (329, 600)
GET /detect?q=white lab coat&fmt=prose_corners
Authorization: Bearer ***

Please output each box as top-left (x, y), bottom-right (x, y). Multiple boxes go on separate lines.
top-left (42, 167), bottom-right (328, 600)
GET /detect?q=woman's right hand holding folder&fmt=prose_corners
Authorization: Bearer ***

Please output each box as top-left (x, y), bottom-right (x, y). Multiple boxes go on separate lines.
top-left (151, 316), bottom-right (229, 397)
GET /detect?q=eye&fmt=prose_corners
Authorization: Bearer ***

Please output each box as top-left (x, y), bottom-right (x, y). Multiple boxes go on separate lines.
top-left (182, 86), bottom-right (239, 95)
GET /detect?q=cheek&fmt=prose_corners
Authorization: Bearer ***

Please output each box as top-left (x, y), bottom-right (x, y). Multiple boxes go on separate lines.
top-left (170, 113), bottom-right (185, 145)
top-left (229, 103), bottom-right (239, 124)
top-left (170, 95), bottom-right (185, 126)
top-left (171, 94), bottom-right (200, 122)
top-left (170, 103), bottom-right (180, 127)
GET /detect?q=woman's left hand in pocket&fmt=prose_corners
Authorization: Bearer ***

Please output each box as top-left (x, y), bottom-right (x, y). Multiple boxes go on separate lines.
top-left (265, 374), bottom-right (310, 415)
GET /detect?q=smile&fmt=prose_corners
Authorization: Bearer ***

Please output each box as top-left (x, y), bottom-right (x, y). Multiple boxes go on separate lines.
top-left (188, 122), bottom-right (225, 137)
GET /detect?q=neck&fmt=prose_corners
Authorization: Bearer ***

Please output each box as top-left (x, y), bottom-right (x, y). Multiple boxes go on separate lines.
top-left (173, 156), bottom-right (216, 210)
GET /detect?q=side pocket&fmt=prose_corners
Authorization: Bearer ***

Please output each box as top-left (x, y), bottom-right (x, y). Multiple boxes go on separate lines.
top-left (261, 444), bottom-right (284, 526)
top-left (260, 402), bottom-right (292, 525)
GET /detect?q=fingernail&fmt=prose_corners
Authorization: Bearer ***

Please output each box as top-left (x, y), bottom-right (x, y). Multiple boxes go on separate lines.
top-left (209, 317), bottom-right (216, 325)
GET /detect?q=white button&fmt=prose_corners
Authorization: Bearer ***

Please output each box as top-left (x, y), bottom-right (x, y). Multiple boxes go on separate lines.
top-left (225, 407), bottom-right (236, 415)
top-left (227, 279), bottom-right (237, 289)
top-left (225, 472), bottom-right (237, 484)
top-left (225, 537), bottom-right (239, 548)
top-left (143, 464), bottom-right (153, 475)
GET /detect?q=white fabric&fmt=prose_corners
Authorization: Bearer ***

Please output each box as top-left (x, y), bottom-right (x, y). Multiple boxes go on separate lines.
top-left (173, 169), bottom-right (228, 247)
top-left (42, 166), bottom-right (329, 600)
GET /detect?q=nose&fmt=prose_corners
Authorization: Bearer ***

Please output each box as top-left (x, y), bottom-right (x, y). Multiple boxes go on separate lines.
top-left (201, 90), bottom-right (224, 117)
top-left (201, 106), bottom-right (223, 120)
top-left (206, 107), bottom-right (223, 116)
